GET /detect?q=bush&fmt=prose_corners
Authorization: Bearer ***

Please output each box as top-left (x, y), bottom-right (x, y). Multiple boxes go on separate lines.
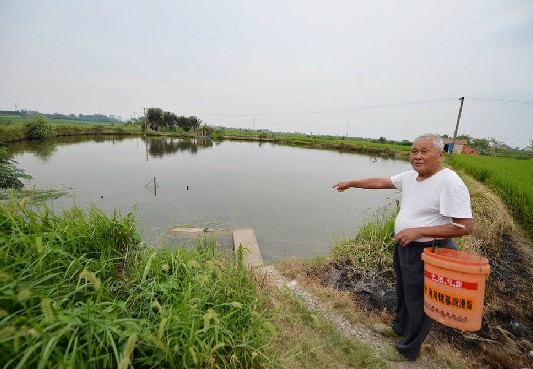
top-left (26, 114), bottom-right (54, 139)
top-left (0, 147), bottom-right (32, 189)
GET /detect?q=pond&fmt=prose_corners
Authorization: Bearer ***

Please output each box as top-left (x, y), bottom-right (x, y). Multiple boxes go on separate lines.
top-left (8, 136), bottom-right (412, 261)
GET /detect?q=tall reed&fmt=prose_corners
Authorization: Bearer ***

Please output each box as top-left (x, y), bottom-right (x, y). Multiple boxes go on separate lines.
top-left (0, 199), bottom-right (273, 368)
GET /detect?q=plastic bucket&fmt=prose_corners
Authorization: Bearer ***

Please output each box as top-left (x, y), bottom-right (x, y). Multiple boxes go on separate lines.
top-left (421, 248), bottom-right (490, 331)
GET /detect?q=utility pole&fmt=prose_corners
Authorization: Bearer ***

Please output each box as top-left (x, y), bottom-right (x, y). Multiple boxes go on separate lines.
top-left (449, 97), bottom-right (464, 161)
top-left (143, 107), bottom-right (147, 136)
top-left (145, 138), bottom-right (148, 161)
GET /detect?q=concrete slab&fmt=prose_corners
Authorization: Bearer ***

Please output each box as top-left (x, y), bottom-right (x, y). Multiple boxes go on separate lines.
top-left (233, 229), bottom-right (263, 268)
top-left (168, 227), bottom-right (234, 250)
top-left (171, 227), bottom-right (233, 239)
top-left (165, 227), bottom-right (263, 267)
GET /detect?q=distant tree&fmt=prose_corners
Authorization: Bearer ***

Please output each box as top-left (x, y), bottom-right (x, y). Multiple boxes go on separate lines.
top-left (188, 116), bottom-right (202, 131)
top-left (175, 116), bottom-right (200, 132)
top-left (472, 138), bottom-right (491, 151)
top-left (456, 134), bottom-right (472, 144)
top-left (146, 108), bottom-right (164, 130)
top-left (26, 115), bottom-right (53, 139)
top-left (0, 147), bottom-right (32, 189)
top-left (379, 136), bottom-right (387, 143)
top-left (163, 111), bottom-right (178, 128)
top-left (143, 108), bottom-right (203, 132)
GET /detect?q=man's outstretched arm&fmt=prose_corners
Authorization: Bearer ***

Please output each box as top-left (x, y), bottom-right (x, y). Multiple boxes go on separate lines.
top-left (332, 178), bottom-right (396, 192)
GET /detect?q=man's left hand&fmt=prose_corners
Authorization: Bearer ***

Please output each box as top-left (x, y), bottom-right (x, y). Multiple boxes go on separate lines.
top-left (393, 228), bottom-right (420, 247)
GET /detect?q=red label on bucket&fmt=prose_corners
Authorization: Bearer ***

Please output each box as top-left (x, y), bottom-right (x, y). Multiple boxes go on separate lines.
top-left (424, 285), bottom-right (476, 311)
top-left (424, 270), bottom-right (478, 290)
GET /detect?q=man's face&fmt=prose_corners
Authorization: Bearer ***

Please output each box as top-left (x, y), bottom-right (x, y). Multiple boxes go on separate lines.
top-left (410, 139), bottom-right (444, 176)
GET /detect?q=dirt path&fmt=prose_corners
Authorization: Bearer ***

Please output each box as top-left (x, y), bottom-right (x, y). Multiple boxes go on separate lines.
top-left (259, 265), bottom-right (426, 369)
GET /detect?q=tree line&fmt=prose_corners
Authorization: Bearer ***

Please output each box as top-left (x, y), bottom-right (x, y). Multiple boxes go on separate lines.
top-left (0, 110), bottom-right (121, 123)
top-left (143, 108), bottom-right (202, 132)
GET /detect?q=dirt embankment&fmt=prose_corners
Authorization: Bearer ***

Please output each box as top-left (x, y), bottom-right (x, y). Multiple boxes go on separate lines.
top-left (322, 236), bottom-right (532, 369)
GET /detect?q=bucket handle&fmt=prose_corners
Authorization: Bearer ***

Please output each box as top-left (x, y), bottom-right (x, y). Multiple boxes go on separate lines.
top-left (432, 221), bottom-right (465, 254)
top-left (432, 239), bottom-right (439, 254)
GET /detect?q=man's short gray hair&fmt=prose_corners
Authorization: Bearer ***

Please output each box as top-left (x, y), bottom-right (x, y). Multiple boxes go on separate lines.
top-left (414, 133), bottom-right (444, 151)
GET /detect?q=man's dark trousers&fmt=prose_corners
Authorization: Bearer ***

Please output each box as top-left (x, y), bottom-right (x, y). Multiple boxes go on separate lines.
top-left (391, 239), bottom-right (456, 360)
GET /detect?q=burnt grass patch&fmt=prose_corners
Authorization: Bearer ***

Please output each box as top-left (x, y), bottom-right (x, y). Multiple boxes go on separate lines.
top-left (319, 236), bottom-right (532, 369)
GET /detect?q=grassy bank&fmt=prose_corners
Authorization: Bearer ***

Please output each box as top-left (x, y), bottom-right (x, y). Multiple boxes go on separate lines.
top-left (0, 115), bottom-right (143, 143)
top-left (219, 129), bottom-right (411, 158)
top-left (0, 199), bottom-right (273, 368)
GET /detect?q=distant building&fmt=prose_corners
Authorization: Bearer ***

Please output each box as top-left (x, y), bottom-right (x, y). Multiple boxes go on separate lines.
top-left (443, 139), bottom-right (478, 155)
top-left (197, 128), bottom-right (211, 139)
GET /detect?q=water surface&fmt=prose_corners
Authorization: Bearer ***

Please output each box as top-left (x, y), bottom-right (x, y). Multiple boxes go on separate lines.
top-left (9, 137), bottom-right (411, 261)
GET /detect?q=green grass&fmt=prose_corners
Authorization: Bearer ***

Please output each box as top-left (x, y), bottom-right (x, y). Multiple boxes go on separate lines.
top-left (266, 285), bottom-right (388, 369)
top-left (0, 199), bottom-right (273, 368)
top-left (451, 155), bottom-right (533, 237)
top-left (0, 115), bottom-right (31, 125)
top-left (330, 204), bottom-right (397, 271)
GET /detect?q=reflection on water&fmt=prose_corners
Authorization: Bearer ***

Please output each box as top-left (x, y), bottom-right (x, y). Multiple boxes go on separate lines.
top-left (144, 177), bottom-right (159, 196)
top-left (146, 137), bottom-right (214, 157)
top-left (9, 135), bottom-right (215, 161)
top-left (9, 136), bottom-right (412, 261)
top-left (8, 138), bottom-right (59, 161)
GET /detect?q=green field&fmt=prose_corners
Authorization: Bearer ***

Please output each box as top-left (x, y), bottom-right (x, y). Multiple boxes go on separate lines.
top-left (0, 114), bottom-right (117, 126)
top-left (451, 155), bottom-right (533, 237)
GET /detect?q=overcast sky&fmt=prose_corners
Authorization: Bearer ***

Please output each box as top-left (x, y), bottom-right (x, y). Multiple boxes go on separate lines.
top-left (1, 0), bottom-right (532, 147)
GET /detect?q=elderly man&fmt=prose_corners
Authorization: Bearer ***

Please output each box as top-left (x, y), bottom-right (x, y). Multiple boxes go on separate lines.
top-left (333, 133), bottom-right (473, 361)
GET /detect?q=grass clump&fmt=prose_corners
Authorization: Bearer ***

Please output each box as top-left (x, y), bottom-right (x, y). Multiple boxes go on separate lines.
top-left (330, 204), bottom-right (397, 271)
top-left (0, 199), bottom-right (273, 368)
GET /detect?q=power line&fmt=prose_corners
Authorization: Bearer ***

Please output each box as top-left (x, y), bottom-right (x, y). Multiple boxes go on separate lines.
top-left (467, 96), bottom-right (533, 106)
top-left (200, 97), bottom-right (456, 118)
